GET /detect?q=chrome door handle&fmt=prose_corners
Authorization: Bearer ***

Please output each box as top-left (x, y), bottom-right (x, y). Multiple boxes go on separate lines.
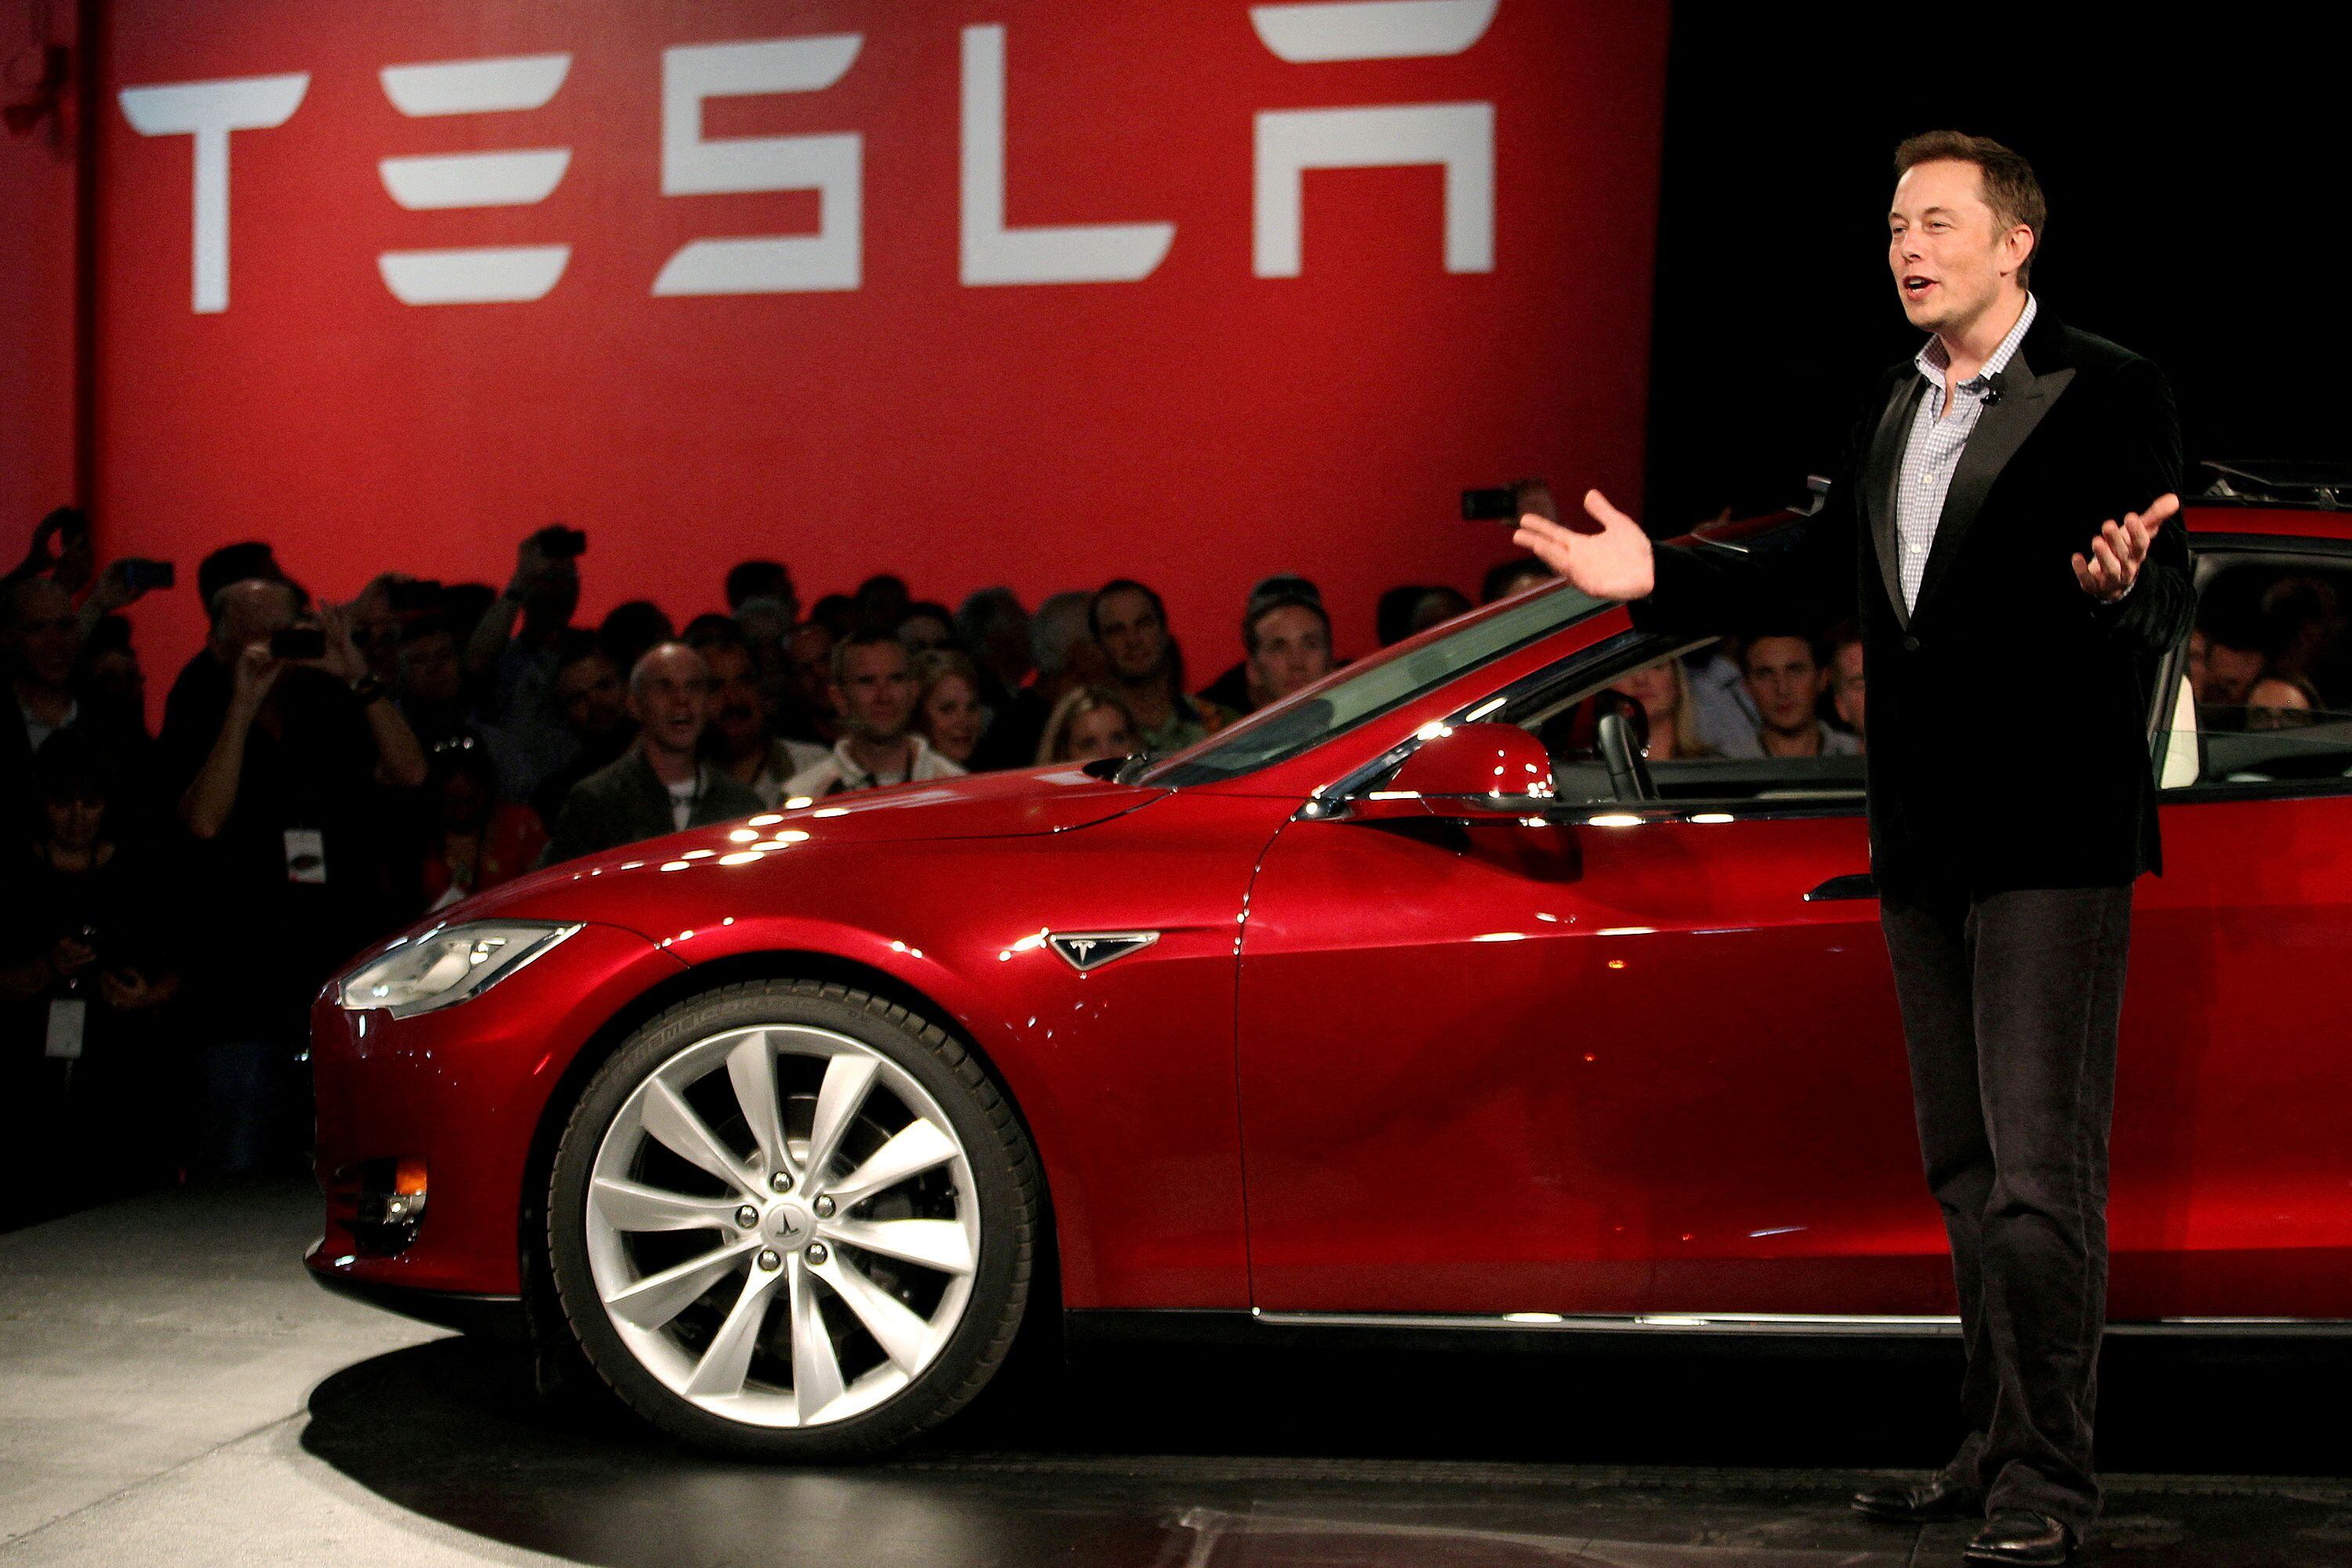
top-left (1804, 873), bottom-right (1878, 902)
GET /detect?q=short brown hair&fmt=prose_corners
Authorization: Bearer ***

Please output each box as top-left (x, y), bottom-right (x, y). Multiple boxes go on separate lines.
top-left (1893, 130), bottom-right (2045, 289)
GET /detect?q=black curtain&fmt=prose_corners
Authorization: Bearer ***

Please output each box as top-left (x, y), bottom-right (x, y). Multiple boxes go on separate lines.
top-left (1643, 9), bottom-right (2348, 532)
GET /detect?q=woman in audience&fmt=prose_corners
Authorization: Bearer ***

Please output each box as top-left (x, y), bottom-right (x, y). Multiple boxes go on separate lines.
top-left (912, 648), bottom-right (991, 770)
top-left (1036, 686), bottom-right (1138, 766)
top-left (1607, 657), bottom-right (1721, 760)
top-left (2245, 671), bottom-right (2323, 730)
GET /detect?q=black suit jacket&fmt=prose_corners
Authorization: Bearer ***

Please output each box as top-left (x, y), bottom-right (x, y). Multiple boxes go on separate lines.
top-left (541, 748), bottom-right (763, 868)
top-left (1628, 303), bottom-right (2197, 901)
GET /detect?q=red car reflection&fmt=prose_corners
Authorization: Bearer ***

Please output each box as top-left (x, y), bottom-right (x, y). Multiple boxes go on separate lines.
top-left (310, 484), bottom-right (2352, 1459)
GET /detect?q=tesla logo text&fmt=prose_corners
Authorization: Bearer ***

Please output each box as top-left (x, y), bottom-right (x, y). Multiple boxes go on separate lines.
top-left (116, 1), bottom-right (1501, 311)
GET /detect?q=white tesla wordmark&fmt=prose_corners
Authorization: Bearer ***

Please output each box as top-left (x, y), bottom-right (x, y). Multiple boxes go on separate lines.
top-left (118, 1), bottom-right (1508, 310)
top-left (115, 73), bottom-right (310, 314)
top-left (376, 53), bottom-right (578, 306)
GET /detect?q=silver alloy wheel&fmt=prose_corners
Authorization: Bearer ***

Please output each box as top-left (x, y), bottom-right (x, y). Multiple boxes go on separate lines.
top-left (583, 1023), bottom-right (980, 1428)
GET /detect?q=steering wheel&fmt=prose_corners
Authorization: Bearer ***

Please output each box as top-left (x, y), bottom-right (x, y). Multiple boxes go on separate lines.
top-left (1590, 690), bottom-right (1656, 802)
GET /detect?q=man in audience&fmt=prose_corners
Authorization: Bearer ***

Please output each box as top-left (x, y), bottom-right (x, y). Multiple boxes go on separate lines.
top-left (465, 525), bottom-right (586, 789)
top-left (1483, 559), bottom-right (1553, 603)
top-left (530, 639), bottom-right (637, 822)
top-left (1407, 586), bottom-right (1472, 636)
top-left (959, 586), bottom-right (1034, 699)
top-left (1030, 591), bottom-right (1106, 708)
top-left (543, 642), bottom-right (760, 865)
top-left (1200, 576), bottom-right (1321, 714)
top-left (4, 578), bottom-right (96, 822)
top-left (960, 586), bottom-right (1046, 769)
top-left (1716, 630), bottom-right (1862, 758)
top-left (854, 574), bottom-right (911, 633)
top-left (1828, 621), bottom-right (1868, 747)
top-left (897, 602), bottom-right (957, 654)
top-left (2192, 615), bottom-right (2265, 709)
top-left (782, 630), bottom-right (966, 798)
top-left (733, 594), bottom-right (797, 705)
top-left (161, 578), bottom-right (427, 1172)
top-left (394, 616), bottom-right (532, 803)
top-left (811, 593), bottom-right (859, 639)
top-left (778, 621), bottom-right (840, 744)
top-left (1238, 589), bottom-right (1334, 710)
top-left (1090, 579), bottom-right (1236, 753)
top-left (690, 622), bottom-right (826, 806)
top-left (726, 558), bottom-right (798, 626)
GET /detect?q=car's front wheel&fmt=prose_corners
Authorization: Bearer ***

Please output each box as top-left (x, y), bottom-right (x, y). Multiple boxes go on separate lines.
top-left (546, 979), bottom-right (1038, 1458)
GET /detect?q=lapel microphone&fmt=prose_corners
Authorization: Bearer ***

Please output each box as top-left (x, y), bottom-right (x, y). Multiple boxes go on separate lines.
top-left (1984, 370), bottom-right (2008, 407)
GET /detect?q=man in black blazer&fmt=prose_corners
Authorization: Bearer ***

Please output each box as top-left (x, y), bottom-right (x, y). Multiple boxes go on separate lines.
top-left (1513, 132), bottom-right (2194, 1565)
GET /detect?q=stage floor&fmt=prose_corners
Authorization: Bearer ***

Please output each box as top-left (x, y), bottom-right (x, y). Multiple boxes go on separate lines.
top-left (4, 1181), bottom-right (2349, 1567)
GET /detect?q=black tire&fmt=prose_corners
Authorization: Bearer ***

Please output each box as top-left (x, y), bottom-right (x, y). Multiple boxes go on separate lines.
top-left (545, 978), bottom-right (1040, 1460)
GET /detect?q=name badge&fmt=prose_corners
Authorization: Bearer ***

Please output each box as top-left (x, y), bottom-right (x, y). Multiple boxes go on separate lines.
top-left (285, 828), bottom-right (328, 884)
top-left (45, 996), bottom-right (86, 1060)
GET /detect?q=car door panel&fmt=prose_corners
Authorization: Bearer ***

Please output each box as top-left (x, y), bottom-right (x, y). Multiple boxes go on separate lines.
top-left (1235, 807), bottom-right (1941, 1316)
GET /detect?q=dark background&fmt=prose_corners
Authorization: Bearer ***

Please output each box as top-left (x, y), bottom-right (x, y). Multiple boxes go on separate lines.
top-left (1643, 11), bottom-right (2345, 532)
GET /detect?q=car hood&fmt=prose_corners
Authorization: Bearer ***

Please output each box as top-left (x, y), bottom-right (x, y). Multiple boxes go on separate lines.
top-left (445, 763), bottom-right (1166, 921)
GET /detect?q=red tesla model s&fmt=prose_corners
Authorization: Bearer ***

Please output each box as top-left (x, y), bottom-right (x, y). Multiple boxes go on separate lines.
top-left (310, 469), bottom-right (2352, 1458)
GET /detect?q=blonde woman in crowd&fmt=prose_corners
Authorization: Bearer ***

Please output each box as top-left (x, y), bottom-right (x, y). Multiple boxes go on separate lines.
top-left (1606, 657), bottom-right (1721, 760)
top-left (910, 648), bottom-right (990, 768)
top-left (1036, 686), bottom-right (1138, 766)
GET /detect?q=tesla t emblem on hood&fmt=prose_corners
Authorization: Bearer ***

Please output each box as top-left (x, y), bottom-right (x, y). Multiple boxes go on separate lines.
top-left (1048, 931), bottom-right (1159, 972)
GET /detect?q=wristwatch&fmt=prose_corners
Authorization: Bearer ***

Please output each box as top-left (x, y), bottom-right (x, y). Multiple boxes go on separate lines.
top-left (349, 675), bottom-right (389, 706)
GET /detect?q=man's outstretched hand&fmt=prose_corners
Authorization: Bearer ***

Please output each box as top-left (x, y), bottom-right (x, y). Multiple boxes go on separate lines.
top-left (1512, 484), bottom-right (1656, 603)
top-left (2073, 492), bottom-right (2176, 602)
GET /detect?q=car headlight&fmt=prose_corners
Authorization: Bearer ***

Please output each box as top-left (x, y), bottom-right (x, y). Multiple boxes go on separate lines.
top-left (336, 920), bottom-right (583, 1018)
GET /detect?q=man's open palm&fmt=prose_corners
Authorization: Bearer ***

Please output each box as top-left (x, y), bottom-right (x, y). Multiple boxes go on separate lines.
top-left (1513, 485), bottom-right (1656, 603)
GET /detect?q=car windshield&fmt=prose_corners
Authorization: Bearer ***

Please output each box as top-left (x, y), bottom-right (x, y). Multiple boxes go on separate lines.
top-left (1136, 579), bottom-right (1609, 786)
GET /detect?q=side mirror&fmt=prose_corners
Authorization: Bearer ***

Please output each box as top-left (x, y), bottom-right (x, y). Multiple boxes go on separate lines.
top-left (1353, 721), bottom-right (1555, 821)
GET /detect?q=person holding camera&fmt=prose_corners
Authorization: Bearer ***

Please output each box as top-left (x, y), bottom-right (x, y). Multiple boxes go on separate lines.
top-left (0, 729), bottom-right (182, 1225)
top-left (159, 576), bottom-right (428, 1172)
top-left (466, 524), bottom-right (589, 796)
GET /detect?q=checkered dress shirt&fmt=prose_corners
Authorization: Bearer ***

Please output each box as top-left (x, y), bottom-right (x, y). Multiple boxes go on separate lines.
top-left (1895, 292), bottom-right (2052, 615)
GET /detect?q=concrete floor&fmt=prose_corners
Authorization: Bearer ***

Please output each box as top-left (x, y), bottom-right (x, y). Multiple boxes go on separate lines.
top-left (5, 1181), bottom-right (2351, 1566)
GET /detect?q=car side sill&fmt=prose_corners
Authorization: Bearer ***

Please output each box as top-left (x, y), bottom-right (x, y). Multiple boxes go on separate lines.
top-left (1063, 1308), bottom-right (2352, 1345)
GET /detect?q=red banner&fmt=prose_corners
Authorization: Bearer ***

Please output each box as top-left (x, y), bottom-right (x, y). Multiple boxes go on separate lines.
top-left (95, 0), bottom-right (1668, 684)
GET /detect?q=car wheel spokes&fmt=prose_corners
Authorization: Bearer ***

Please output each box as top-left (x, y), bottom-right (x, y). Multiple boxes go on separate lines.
top-left (584, 1024), bottom-right (982, 1428)
top-left (822, 1217), bottom-right (974, 1275)
top-left (800, 1052), bottom-right (880, 1190)
top-left (590, 1176), bottom-right (746, 1233)
top-left (725, 1032), bottom-right (793, 1183)
top-left (827, 1118), bottom-right (958, 1207)
top-left (640, 1077), bottom-right (760, 1199)
top-left (602, 1236), bottom-right (759, 1331)
top-left (788, 1255), bottom-right (848, 1418)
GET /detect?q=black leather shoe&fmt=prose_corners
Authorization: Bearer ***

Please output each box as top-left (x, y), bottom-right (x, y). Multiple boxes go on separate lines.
top-left (1963, 1508), bottom-right (2078, 1564)
top-left (1850, 1473), bottom-right (1984, 1523)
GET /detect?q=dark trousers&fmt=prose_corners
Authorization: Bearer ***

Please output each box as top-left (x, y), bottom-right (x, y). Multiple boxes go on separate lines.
top-left (1876, 881), bottom-right (2135, 1538)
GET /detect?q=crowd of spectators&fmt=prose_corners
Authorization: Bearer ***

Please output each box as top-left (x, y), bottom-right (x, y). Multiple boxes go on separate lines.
top-left (9, 503), bottom-right (2344, 1228)
top-left (0, 510), bottom-right (1555, 1221)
